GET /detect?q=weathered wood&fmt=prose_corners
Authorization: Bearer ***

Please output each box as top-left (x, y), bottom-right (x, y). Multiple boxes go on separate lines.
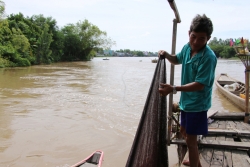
top-left (208, 110), bottom-right (218, 118)
top-left (201, 140), bottom-right (250, 150)
top-left (215, 74), bottom-right (247, 112)
top-left (240, 136), bottom-right (250, 142)
top-left (232, 150), bottom-right (250, 167)
top-left (210, 149), bottom-right (224, 167)
top-left (235, 121), bottom-right (245, 130)
top-left (239, 121), bottom-right (250, 131)
top-left (208, 120), bottom-right (220, 129)
top-left (218, 120), bottom-right (225, 129)
top-left (171, 139), bottom-right (250, 150)
top-left (226, 120), bottom-right (236, 129)
top-left (199, 147), bottom-right (213, 167)
top-left (211, 112), bottom-right (245, 120)
top-left (223, 136), bottom-right (234, 167)
top-left (208, 128), bottom-right (250, 136)
top-left (172, 112), bottom-right (250, 167)
top-left (225, 135), bottom-right (234, 142)
top-left (200, 136), bottom-right (216, 167)
top-left (223, 150), bottom-right (232, 167)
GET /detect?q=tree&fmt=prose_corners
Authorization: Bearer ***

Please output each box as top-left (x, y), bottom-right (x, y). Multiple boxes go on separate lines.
top-left (0, 20), bottom-right (15, 62)
top-left (36, 24), bottom-right (52, 64)
top-left (7, 13), bottom-right (42, 64)
top-left (61, 24), bottom-right (81, 61)
top-left (220, 46), bottom-right (236, 59)
top-left (62, 19), bottom-right (115, 61)
top-left (11, 28), bottom-right (29, 53)
top-left (0, 0), bottom-right (5, 20)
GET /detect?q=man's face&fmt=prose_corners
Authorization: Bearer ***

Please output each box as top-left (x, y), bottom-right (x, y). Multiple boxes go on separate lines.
top-left (189, 31), bottom-right (210, 52)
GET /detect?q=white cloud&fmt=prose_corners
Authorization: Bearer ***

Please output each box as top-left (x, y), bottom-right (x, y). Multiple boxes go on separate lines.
top-left (142, 32), bottom-right (150, 37)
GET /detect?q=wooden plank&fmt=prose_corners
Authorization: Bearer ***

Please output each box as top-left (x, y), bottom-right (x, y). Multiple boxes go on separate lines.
top-left (223, 150), bottom-right (232, 167)
top-left (211, 112), bottom-right (244, 120)
top-left (223, 136), bottom-right (234, 167)
top-left (239, 121), bottom-right (250, 131)
top-left (240, 136), bottom-right (250, 142)
top-left (210, 135), bottom-right (225, 167)
top-left (208, 128), bottom-right (250, 136)
top-left (218, 120), bottom-right (226, 129)
top-left (171, 139), bottom-right (250, 150)
top-left (200, 136), bottom-right (216, 167)
top-left (226, 121), bottom-right (236, 129)
top-left (225, 135), bottom-right (234, 142)
top-left (232, 150), bottom-right (250, 167)
top-left (201, 140), bottom-right (250, 149)
top-left (208, 120), bottom-right (219, 129)
top-left (210, 149), bottom-right (224, 167)
top-left (235, 121), bottom-right (245, 130)
top-left (199, 147), bottom-right (213, 167)
top-left (208, 110), bottom-right (218, 118)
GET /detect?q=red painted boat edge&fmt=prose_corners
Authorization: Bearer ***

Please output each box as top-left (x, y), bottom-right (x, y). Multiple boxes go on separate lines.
top-left (71, 150), bottom-right (104, 167)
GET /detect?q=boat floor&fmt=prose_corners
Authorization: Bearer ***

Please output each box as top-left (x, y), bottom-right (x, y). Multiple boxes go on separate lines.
top-left (78, 162), bottom-right (98, 167)
top-left (176, 112), bottom-right (250, 167)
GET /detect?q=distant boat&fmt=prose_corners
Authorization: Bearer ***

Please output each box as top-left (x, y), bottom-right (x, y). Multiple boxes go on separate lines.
top-left (103, 58), bottom-right (109, 60)
top-left (151, 58), bottom-right (158, 63)
top-left (71, 150), bottom-right (104, 167)
top-left (215, 73), bottom-right (246, 111)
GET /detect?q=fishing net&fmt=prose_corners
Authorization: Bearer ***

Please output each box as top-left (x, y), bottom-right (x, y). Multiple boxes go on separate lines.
top-left (126, 58), bottom-right (168, 167)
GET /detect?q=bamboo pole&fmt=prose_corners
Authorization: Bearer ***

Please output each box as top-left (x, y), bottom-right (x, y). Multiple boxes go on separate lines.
top-left (167, 0), bottom-right (181, 146)
top-left (244, 67), bottom-right (250, 123)
top-left (167, 19), bottom-right (178, 146)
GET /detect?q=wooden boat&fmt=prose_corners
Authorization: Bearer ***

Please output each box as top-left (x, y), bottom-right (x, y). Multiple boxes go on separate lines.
top-left (174, 111), bottom-right (250, 167)
top-left (151, 58), bottom-right (157, 63)
top-left (71, 150), bottom-right (104, 167)
top-left (215, 73), bottom-right (246, 111)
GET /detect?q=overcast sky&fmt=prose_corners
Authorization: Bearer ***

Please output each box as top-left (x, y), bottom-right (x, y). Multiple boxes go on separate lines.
top-left (5, 0), bottom-right (249, 52)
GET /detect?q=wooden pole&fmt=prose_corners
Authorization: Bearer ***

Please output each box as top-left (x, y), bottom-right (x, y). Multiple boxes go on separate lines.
top-left (244, 67), bottom-right (250, 123)
top-left (167, 0), bottom-right (181, 146)
top-left (167, 19), bottom-right (178, 146)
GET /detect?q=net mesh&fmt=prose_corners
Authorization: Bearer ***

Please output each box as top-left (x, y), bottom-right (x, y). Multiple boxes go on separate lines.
top-left (126, 58), bottom-right (168, 167)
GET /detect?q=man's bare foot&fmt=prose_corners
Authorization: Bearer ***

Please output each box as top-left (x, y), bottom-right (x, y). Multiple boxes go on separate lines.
top-left (182, 160), bottom-right (202, 167)
top-left (182, 160), bottom-right (190, 166)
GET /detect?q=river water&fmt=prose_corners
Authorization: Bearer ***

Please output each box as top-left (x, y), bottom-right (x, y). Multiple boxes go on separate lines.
top-left (0, 57), bottom-right (245, 167)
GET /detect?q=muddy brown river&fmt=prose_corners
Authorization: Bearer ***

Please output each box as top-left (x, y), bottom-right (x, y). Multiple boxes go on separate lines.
top-left (0, 57), bottom-right (244, 167)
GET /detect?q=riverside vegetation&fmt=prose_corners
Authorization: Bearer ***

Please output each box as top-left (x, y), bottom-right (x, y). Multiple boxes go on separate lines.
top-left (0, 0), bottom-right (249, 67)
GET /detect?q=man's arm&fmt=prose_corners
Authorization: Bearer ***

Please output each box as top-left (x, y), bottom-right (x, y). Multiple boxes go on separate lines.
top-left (176, 82), bottom-right (204, 92)
top-left (158, 50), bottom-right (179, 65)
top-left (159, 82), bottom-right (204, 96)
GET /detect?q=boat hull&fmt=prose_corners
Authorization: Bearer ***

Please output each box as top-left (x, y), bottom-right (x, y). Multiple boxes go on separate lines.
top-left (71, 150), bottom-right (104, 167)
top-left (215, 73), bottom-right (247, 111)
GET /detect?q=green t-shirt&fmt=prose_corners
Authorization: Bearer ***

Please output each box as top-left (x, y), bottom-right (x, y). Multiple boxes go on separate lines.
top-left (176, 43), bottom-right (217, 112)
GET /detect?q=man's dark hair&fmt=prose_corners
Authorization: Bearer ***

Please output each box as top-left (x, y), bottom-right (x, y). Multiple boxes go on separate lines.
top-left (190, 14), bottom-right (213, 36)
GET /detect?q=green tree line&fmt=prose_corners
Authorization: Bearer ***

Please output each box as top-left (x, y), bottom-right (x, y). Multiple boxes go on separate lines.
top-left (208, 37), bottom-right (249, 59)
top-left (1, 0), bottom-right (248, 67)
top-left (115, 49), bottom-right (157, 57)
top-left (0, 0), bottom-right (115, 67)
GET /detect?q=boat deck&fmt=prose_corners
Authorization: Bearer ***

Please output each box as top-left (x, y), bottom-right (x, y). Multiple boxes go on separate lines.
top-left (172, 112), bottom-right (250, 167)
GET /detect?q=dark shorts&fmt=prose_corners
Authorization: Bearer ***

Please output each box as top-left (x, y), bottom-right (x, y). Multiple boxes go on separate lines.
top-left (181, 110), bottom-right (208, 135)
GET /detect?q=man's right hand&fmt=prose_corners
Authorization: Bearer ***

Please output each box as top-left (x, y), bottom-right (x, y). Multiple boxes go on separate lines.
top-left (158, 50), bottom-right (179, 65)
top-left (158, 50), bottom-right (170, 59)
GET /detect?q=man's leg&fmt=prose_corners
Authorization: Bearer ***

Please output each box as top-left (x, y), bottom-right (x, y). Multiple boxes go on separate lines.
top-left (180, 125), bottom-right (187, 139)
top-left (184, 134), bottom-right (201, 167)
top-left (181, 126), bottom-right (201, 167)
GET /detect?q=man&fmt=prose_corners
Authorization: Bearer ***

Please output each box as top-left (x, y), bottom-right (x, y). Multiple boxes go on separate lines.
top-left (158, 14), bottom-right (217, 167)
